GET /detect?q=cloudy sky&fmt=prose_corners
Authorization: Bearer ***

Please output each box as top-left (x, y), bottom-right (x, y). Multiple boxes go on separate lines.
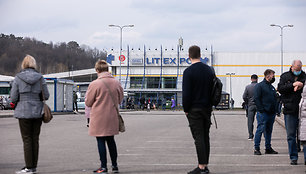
top-left (1, 0), bottom-right (305, 52)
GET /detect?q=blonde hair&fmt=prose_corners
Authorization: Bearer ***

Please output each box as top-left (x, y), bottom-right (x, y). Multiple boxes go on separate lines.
top-left (95, 60), bottom-right (109, 73)
top-left (21, 55), bottom-right (37, 70)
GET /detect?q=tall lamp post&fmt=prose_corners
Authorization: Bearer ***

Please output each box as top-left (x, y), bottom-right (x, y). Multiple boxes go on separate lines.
top-left (270, 24), bottom-right (293, 74)
top-left (109, 24), bottom-right (134, 83)
top-left (226, 72), bottom-right (235, 109)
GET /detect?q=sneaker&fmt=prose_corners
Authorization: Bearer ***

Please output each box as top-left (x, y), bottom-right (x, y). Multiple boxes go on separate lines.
top-left (112, 166), bottom-right (119, 173)
top-left (16, 167), bottom-right (34, 174)
top-left (265, 148), bottom-right (278, 154)
top-left (290, 160), bottom-right (298, 165)
top-left (187, 167), bottom-right (209, 174)
top-left (93, 167), bottom-right (108, 173)
top-left (248, 137), bottom-right (253, 141)
top-left (254, 149), bottom-right (262, 155)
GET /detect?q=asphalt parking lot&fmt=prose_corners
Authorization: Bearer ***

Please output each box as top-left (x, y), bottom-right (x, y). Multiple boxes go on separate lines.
top-left (0, 110), bottom-right (305, 174)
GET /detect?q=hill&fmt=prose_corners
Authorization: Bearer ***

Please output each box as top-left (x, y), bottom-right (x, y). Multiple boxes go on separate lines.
top-left (0, 34), bottom-right (106, 76)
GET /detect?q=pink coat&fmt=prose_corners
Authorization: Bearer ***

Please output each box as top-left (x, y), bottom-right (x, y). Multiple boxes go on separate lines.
top-left (85, 72), bottom-right (123, 137)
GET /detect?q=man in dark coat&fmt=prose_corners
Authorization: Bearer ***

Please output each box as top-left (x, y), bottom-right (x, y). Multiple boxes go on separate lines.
top-left (277, 60), bottom-right (306, 165)
top-left (183, 45), bottom-right (214, 174)
top-left (253, 69), bottom-right (279, 156)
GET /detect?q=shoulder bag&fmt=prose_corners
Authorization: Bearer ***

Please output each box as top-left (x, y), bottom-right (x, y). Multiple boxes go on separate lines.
top-left (40, 78), bottom-right (53, 123)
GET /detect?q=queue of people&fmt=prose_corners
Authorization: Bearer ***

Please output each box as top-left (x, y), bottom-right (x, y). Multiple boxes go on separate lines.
top-left (243, 60), bottom-right (306, 166)
top-left (8, 50), bottom-right (306, 174)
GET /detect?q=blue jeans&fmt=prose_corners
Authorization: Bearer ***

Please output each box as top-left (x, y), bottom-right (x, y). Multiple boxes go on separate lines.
top-left (284, 114), bottom-right (299, 160)
top-left (254, 112), bottom-right (276, 150)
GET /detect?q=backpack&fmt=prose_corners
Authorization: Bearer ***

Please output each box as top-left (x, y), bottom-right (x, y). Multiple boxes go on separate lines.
top-left (211, 75), bottom-right (223, 106)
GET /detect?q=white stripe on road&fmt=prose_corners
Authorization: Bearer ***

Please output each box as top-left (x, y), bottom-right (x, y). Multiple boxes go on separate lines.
top-left (116, 163), bottom-right (305, 167)
top-left (119, 153), bottom-right (289, 157)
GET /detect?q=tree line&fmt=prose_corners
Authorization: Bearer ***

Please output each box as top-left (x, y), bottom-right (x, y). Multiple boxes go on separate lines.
top-left (0, 34), bottom-right (107, 76)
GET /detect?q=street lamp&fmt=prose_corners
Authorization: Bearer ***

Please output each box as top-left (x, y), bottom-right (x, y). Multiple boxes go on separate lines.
top-left (270, 24), bottom-right (293, 74)
top-left (109, 24), bottom-right (134, 83)
top-left (226, 72), bottom-right (235, 109)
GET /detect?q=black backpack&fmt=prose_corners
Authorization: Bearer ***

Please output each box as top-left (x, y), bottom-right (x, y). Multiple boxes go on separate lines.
top-left (211, 73), bottom-right (223, 107)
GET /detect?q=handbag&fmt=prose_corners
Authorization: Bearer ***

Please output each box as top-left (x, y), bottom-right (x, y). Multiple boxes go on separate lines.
top-left (101, 79), bottom-right (125, 132)
top-left (40, 78), bottom-right (53, 123)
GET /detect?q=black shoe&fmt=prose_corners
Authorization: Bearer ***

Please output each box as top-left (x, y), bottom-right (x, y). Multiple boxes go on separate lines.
top-left (112, 166), bottom-right (119, 173)
top-left (254, 149), bottom-right (262, 155)
top-left (265, 148), bottom-right (278, 154)
top-left (290, 160), bottom-right (298, 165)
top-left (187, 167), bottom-right (209, 174)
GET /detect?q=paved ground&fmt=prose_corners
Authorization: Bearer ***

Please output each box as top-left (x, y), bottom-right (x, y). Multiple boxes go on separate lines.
top-left (0, 110), bottom-right (305, 174)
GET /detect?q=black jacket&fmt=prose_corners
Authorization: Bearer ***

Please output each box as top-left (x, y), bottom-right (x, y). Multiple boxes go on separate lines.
top-left (277, 69), bottom-right (306, 115)
top-left (182, 62), bottom-right (214, 113)
top-left (254, 78), bottom-right (278, 114)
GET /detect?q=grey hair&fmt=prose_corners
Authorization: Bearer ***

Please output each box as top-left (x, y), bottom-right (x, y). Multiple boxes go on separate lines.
top-left (292, 60), bottom-right (302, 67)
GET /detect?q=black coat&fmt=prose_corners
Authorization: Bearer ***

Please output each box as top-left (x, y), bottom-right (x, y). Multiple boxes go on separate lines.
top-left (277, 69), bottom-right (306, 115)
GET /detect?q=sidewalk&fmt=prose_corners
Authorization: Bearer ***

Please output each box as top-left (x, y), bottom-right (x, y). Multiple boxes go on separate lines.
top-left (0, 110), bottom-right (304, 174)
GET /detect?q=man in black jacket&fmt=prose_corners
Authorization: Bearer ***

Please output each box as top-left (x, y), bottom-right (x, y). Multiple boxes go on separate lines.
top-left (183, 45), bottom-right (214, 174)
top-left (277, 60), bottom-right (306, 165)
top-left (253, 69), bottom-right (279, 155)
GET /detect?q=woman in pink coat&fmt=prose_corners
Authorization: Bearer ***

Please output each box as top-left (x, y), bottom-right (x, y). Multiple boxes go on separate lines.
top-left (85, 60), bottom-right (123, 173)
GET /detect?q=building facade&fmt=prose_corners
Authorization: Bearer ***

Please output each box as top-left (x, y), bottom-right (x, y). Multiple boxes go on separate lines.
top-left (107, 47), bottom-right (306, 109)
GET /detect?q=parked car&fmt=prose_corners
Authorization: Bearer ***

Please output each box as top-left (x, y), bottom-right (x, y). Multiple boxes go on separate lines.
top-left (77, 97), bottom-right (85, 109)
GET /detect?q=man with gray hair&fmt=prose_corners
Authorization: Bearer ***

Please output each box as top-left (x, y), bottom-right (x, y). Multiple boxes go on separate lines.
top-left (278, 60), bottom-right (306, 165)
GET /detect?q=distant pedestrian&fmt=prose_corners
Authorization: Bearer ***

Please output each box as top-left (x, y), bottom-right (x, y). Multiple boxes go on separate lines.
top-left (162, 98), bottom-right (166, 110)
top-left (10, 55), bottom-right (50, 174)
top-left (84, 92), bottom-right (91, 127)
top-left (242, 74), bottom-right (258, 140)
top-left (73, 90), bottom-right (78, 112)
top-left (278, 60), bottom-right (306, 165)
top-left (298, 82), bottom-right (306, 165)
top-left (253, 69), bottom-right (279, 155)
top-left (171, 98), bottom-right (175, 111)
top-left (183, 45), bottom-right (214, 174)
top-left (85, 60), bottom-right (123, 173)
top-left (140, 96), bottom-right (145, 110)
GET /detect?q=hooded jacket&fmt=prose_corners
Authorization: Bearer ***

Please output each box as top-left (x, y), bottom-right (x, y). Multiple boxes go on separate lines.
top-left (299, 84), bottom-right (306, 141)
top-left (278, 69), bottom-right (306, 115)
top-left (10, 68), bottom-right (49, 119)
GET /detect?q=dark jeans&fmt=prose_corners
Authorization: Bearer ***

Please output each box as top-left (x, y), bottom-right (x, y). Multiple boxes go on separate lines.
top-left (18, 118), bottom-right (42, 169)
top-left (73, 102), bottom-right (78, 112)
top-left (284, 114), bottom-right (299, 160)
top-left (254, 112), bottom-right (276, 150)
top-left (247, 105), bottom-right (256, 139)
top-left (96, 136), bottom-right (118, 168)
top-left (187, 107), bottom-right (212, 165)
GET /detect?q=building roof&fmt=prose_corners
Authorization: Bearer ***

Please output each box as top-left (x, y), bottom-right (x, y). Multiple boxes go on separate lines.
top-left (0, 75), bottom-right (14, 82)
top-left (43, 68), bottom-right (96, 79)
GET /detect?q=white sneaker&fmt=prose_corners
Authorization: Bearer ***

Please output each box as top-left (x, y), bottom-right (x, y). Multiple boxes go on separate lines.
top-left (16, 167), bottom-right (35, 174)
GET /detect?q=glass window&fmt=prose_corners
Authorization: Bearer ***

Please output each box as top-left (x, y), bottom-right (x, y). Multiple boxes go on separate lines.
top-left (130, 77), bottom-right (143, 88)
top-left (164, 77), bottom-right (177, 88)
top-left (147, 77), bottom-right (160, 88)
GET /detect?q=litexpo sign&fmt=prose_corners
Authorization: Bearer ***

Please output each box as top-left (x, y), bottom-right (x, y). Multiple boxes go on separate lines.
top-left (106, 54), bottom-right (209, 66)
top-left (135, 57), bottom-right (209, 65)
